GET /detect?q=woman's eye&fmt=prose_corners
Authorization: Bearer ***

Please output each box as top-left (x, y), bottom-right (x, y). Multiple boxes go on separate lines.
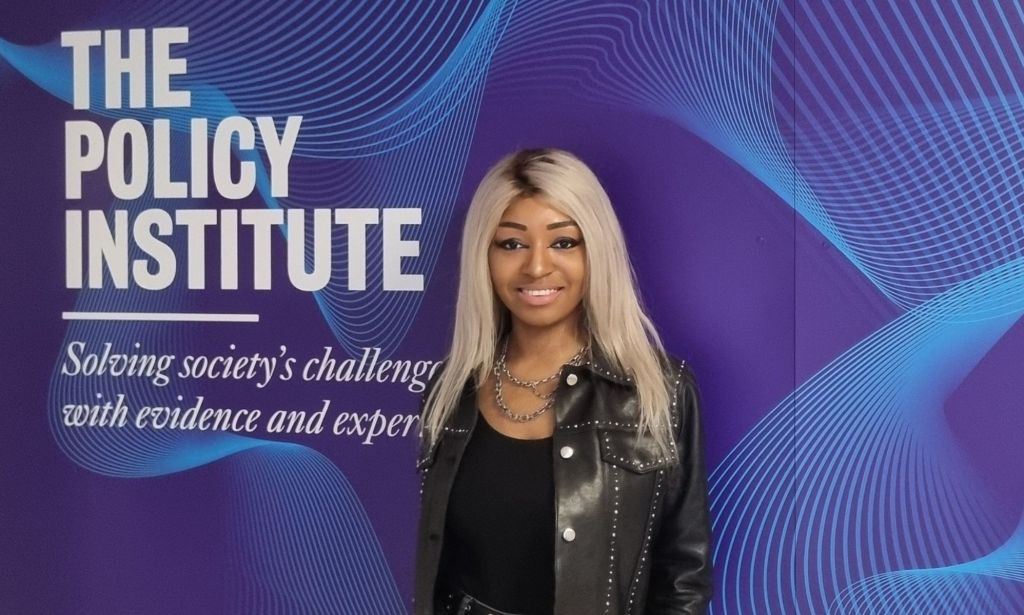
top-left (495, 238), bottom-right (526, 250)
top-left (551, 237), bottom-right (581, 249)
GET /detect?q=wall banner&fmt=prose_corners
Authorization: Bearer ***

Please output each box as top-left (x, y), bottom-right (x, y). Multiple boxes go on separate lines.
top-left (3, 2), bottom-right (1023, 613)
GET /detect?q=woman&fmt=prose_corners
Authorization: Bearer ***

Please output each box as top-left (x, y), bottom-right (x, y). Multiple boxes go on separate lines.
top-left (415, 149), bottom-right (711, 614)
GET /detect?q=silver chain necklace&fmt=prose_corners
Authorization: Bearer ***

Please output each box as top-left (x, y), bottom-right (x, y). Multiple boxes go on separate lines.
top-left (492, 338), bottom-right (588, 423)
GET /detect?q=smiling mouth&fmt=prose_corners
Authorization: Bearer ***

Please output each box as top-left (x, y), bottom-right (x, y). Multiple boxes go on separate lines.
top-left (517, 287), bottom-right (564, 306)
top-left (520, 288), bottom-right (562, 296)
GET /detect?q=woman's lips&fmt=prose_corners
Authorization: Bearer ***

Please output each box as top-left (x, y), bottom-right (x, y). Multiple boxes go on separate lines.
top-left (517, 287), bottom-right (563, 306)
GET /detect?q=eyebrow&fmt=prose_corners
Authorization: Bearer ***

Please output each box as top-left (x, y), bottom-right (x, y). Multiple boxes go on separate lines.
top-left (497, 220), bottom-right (578, 231)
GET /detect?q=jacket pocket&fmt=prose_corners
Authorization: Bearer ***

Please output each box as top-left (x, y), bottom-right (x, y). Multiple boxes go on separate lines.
top-left (598, 429), bottom-right (674, 474)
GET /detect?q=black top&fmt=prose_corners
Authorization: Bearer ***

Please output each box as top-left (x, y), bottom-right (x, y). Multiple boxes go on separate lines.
top-left (439, 413), bottom-right (555, 614)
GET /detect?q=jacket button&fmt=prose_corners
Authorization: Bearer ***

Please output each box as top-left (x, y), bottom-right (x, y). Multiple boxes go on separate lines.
top-left (566, 373), bottom-right (578, 386)
top-left (559, 446), bottom-right (574, 459)
top-left (562, 528), bottom-right (576, 542)
top-left (429, 532), bottom-right (440, 542)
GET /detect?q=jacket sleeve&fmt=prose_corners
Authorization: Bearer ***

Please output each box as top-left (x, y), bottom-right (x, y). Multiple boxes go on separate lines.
top-left (645, 362), bottom-right (713, 614)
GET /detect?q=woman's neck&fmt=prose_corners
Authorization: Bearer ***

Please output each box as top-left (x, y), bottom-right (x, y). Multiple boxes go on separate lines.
top-left (505, 319), bottom-right (587, 377)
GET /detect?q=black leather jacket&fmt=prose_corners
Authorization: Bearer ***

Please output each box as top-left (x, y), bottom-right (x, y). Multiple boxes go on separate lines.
top-left (414, 354), bottom-right (712, 614)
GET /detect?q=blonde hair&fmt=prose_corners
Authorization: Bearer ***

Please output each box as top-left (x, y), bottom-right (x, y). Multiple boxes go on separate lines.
top-left (422, 148), bottom-right (675, 457)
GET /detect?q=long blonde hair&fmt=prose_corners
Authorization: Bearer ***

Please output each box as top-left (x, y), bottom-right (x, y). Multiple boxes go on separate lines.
top-left (422, 148), bottom-right (675, 457)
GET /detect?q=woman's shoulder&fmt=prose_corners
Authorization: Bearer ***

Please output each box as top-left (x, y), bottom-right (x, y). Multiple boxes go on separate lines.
top-left (655, 352), bottom-right (701, 438)
top-left (586, 346), bottom-right (697, 393)
top-left (653, 350), bottom-right (697, 388)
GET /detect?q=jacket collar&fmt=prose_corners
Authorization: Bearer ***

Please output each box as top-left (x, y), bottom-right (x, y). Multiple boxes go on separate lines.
top-left (582, 346), bottom-right (633, 386)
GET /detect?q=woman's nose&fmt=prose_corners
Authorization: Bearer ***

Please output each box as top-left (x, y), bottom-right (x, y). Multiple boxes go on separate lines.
top-left (523, 246), bottom-right (553, 278)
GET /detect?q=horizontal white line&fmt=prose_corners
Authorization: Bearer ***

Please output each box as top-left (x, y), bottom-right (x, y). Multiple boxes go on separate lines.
top-left (62, 312), bottom-right (259, 323)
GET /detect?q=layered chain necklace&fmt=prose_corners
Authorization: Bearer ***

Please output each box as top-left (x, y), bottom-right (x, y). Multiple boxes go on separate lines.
top-left (492, 338), bottom-right (589, 423)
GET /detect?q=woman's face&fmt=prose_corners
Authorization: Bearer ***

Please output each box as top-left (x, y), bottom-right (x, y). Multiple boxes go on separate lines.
top-left (488, 196), bottom-right (587, 333)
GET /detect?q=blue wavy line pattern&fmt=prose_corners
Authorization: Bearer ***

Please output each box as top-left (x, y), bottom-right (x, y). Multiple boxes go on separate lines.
top-left (710, 259), bottom-right (1024, 614)
top-left (2, 0), bottom-right (1022, 612)
top-left (226, 445), bottom-right (405, 615)
top-left (487, 0), bottom-right (1024, 316)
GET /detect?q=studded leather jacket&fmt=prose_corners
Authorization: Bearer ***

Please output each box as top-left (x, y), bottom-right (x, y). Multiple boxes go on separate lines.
top-left (414, 354), bottom-right (712, 614)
